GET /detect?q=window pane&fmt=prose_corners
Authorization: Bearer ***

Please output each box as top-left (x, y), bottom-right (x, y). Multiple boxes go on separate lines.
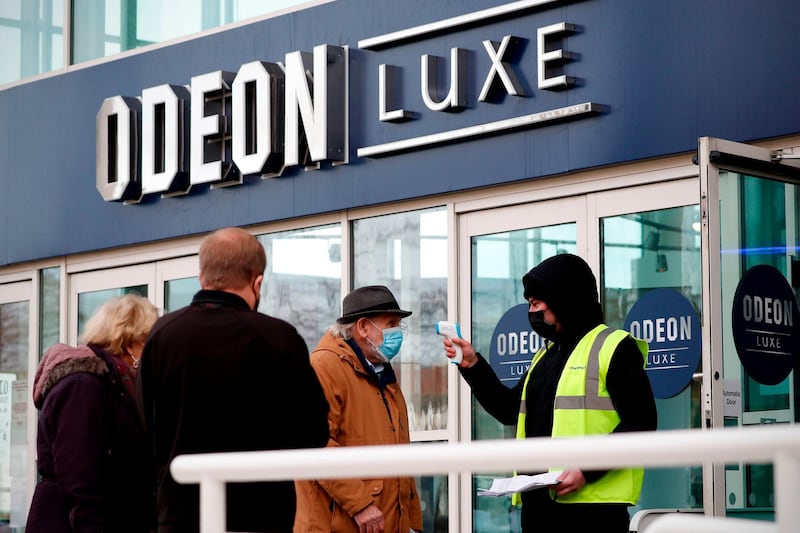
top-left (717, 170), bottom-right (800, 517)
top-left (601, 205), bottom-right (703, 512)
top-left (165, 277), bottom-right (200, 313)
top-left (258, 224), bottom-right (341, 351)
top-left (39, 267), bottom-right (61, 359)
top-left (353, 207), bottom-right (449, 432)
top-left (77, 286), bottom-right (148, 336)
top-left (0, 27), bottom-right (21, 84)
top-left (0, 299), bottom-right (29, 531)
top-left (0, 0), bottom-right (63, 84)
top-left (71, 0), bottom-right (318, 64)
top-left (470, 223), bottom-right (575, 533)
top-left (416, 473), bottom-right (448, 533)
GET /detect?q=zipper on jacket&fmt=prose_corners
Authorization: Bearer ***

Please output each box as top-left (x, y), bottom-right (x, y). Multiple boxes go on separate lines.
top-left (379, 389), bottom-right (396, 432)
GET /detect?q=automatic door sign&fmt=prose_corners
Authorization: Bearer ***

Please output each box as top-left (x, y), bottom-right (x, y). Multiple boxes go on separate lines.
top-left (732, 264), bottom-right (799, 386)
top-left (624, 288), bottom-right (701, 399)
top-left (489, 304), bottom-right (546, 388)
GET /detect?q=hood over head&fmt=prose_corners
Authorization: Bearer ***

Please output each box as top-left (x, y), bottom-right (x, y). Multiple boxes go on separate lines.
top-left (522, 253), bottom-right (603, 339)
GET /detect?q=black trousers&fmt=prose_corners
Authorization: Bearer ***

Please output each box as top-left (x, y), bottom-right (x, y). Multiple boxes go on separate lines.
top-left (520, 489), bottom-right (630, 533)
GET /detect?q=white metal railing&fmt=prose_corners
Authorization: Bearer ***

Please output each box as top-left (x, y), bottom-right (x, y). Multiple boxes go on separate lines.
top-left (171, 425), bottom-right (800, 533)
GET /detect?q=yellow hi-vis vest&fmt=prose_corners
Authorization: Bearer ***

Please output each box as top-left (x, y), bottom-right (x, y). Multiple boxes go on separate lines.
top-left (513, 324), bottom-right (648, 506)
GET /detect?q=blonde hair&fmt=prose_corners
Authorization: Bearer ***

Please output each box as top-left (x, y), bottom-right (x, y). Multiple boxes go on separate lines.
top-left (80, 294), bottom-right (159, 356)
top-left (199, 227), bottom-right (266, 290)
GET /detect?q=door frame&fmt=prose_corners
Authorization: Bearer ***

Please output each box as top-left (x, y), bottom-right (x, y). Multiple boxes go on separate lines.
top-left (0, 278), bottom-right (35, 527)
top-left (455, 176), bottom-right (699, 531)
top-left (697, 136), bottom-right (800, 516)
top-left (68, 263), bottom-right (156, 345)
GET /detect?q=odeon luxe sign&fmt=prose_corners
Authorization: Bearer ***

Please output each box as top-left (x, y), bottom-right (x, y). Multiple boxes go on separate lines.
top-left (96, 45), bottom-right (347, 203)
top-left (97, 0), bottom-right (599, 204)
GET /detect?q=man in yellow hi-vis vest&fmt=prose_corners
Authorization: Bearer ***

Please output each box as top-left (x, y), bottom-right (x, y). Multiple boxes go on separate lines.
top-left (442, 253), bottom-right (657, 533)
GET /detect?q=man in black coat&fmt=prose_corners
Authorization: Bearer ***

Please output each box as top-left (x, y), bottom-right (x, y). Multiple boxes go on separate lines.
top-left (443, 253), bottom-right (657, 533)
top-left (137, 227), bottom-right (330, 533)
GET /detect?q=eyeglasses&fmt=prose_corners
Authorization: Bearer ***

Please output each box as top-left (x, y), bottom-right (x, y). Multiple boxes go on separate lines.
top-left (367, 319), bottom-right (409, 336)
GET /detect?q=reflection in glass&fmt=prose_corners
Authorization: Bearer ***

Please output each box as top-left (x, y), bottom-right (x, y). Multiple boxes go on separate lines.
top-left (718, 171), bottom-right (799, 517)
top-left (165, 277), bottom-right (200, 313)
top-left (77, 285), bottom-right (148, 337)
top-left (601, 205), bottom-right (703, 512)
top-left (0, 0), bottom-right (64, 84)
top-left (40, 267), bottom-right (60, 357)
top-left (0, 298), bottom-right (29, 531)
top-left (353, 208), bottom-right (448, 433)
top-left (416, 473), bottom-right (448, 533)
top-left (71, 0), bottom-right (316, 65)
top-left (470, 222), bottom-right (576, 533)
top-left (258, 224), bottom-right (341, 352)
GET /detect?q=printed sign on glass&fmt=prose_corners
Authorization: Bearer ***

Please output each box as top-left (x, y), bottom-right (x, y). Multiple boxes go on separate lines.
top-left (731, 264), bottom-right (798, 385)
top-left (624, 288), bottom-right (701, 399)
top-left (489, 304), bottom-right (546, 388)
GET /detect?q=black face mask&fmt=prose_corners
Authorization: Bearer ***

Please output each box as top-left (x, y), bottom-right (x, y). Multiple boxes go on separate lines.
top-left (528, 311), bottom-right (559, 340)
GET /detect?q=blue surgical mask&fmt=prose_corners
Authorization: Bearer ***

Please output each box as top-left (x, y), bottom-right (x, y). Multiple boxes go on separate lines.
top-left (367, 320), bottom-right (404, 361)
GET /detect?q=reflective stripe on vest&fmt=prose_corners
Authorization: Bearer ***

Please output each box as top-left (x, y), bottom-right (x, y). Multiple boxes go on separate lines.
top-left (513, 324), bottom-right (647, 506)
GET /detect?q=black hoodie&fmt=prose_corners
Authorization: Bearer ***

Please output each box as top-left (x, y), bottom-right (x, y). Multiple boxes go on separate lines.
top-left (460, 253), bottom-right (657, 520)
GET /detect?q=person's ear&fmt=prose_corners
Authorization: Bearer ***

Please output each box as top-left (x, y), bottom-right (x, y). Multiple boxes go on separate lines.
top-left (253, 274), bottom-right (263, 293)
top-left (355, 317), bottom-right (369, 338)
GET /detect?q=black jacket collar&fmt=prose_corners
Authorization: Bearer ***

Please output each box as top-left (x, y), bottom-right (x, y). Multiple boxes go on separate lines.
top-left (191, 289), bottom-right (250, 309)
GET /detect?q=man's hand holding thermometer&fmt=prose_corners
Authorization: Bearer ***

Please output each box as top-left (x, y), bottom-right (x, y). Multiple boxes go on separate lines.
top-left (436, 321), bottom-right (477, 368)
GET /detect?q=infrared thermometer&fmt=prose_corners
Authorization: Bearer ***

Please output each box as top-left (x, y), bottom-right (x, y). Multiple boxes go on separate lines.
top-left (436, 321), bottom-right (463, 364)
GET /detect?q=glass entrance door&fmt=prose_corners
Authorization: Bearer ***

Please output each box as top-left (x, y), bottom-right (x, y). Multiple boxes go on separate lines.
top-left (699, 137), bottom-right (800, 520)
top-left (69, 264), bottom-right (155, 343)
top-left (69, 257), bottom-right (202, 341)
top-left (460, 196), bottom-right (585, 533)
top-left (458, 178), bottom-right (701, 532)
top-left (0, 280), bottom-right (31, 532)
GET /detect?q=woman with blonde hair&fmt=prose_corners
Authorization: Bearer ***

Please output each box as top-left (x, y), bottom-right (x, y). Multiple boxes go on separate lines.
top-left (26, 293), bottom-right (159, 533)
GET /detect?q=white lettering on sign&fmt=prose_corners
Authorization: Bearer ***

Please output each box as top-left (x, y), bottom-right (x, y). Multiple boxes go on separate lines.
top-left (755, 335), bottom-right (782, 350)
top-left (495, 330), bottom-right (544, 356)
top-left (98, 12), bottom-right (592, 203)
top-left (510, 363), bottom-right (531, 376)
top-left (648, 352), bottom-right (677, 366)
top-left (742, 295), bottom-right (794, 326)
top-left (96, 45), bottom-right (347, 203)
top-left (628, 315), bottom-right (692, 343)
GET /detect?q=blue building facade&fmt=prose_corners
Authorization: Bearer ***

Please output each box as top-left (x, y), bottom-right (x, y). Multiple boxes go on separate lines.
top-left (1, 0), bottom-right (799, 530)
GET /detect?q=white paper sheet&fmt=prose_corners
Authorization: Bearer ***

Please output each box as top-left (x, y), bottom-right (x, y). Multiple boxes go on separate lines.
top-left (477, 471), bottom-right (562, 496)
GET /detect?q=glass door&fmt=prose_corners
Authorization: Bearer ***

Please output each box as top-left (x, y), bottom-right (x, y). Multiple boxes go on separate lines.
top-left (593, 180), bottom-right (703, 515)
top-left (0, 280), bottom-right (31, 532)
top-left (69, 264), bottom-right (155, 343)
top-left (157, 256), bottom-right (200, 313)
top-left (458, 196), bottom-right (587, 533)
top-left (457, 178), bottom-right (701, 532)
top-left (699, 137), bottom-right (800, 520)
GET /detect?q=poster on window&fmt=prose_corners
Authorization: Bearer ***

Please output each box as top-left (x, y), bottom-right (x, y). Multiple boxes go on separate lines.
top-left (0, 372), bottom-right (15, 515)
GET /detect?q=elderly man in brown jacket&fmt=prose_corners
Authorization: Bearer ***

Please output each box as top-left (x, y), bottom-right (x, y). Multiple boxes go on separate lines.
top-left (294, 285), bottom-right (423, 533)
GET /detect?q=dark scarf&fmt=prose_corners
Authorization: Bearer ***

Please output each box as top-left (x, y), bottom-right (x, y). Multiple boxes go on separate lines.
top-left (346, 338), bottom-right (397, 389)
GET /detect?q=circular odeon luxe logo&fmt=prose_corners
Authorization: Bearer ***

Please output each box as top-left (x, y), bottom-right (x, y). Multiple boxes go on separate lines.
top-left (732, 264), bottom-right (799, 386)
top-left (624, 288), bottom-right (701, 399)
top-left (489, 304), bottom-right (546, 389)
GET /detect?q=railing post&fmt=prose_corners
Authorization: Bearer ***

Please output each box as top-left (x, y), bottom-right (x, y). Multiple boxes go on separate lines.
top-left (199, 476), bottom-right (226, 533)
top-left (774, 450), bottom-right (800, 533)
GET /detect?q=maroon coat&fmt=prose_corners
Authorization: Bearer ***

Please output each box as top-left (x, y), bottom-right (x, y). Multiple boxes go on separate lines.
top-left (26, 343), bottom-right (154, 533)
